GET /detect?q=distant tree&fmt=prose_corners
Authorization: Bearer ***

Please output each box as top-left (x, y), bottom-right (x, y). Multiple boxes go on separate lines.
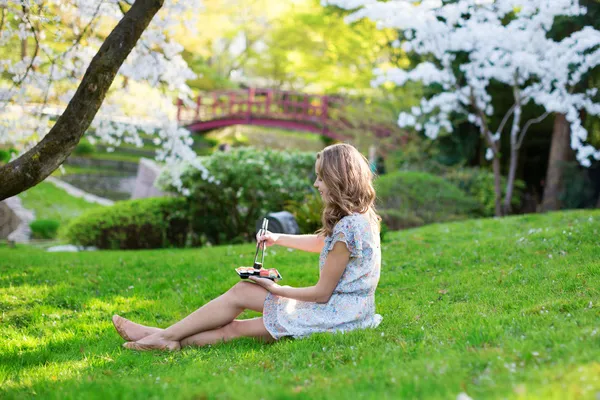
top-left (328, 0), bottom-right (600, 216)
top-left (0, 0), bottom-right (204, 201)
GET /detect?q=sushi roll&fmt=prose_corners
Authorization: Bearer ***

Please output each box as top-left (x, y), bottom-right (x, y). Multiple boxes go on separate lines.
top-left (236, 266), bottom-right (256, 278)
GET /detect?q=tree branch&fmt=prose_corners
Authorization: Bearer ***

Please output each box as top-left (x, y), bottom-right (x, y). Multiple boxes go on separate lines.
top-left (496, 103), bottom-right (516, 138)
top-left (0, 0), bottom-right (165, 201)
top-left (517, 110), bottom-right (551, 149)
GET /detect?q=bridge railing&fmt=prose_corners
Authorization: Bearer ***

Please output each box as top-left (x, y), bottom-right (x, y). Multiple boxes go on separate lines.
top-left (176, 88), bottom-right (403, 142)
top-left (177, 88), bottom-right (348, 128)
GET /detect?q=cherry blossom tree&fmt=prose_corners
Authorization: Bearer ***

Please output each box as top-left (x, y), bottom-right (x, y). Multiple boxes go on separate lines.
top-left (326, 0), bottom-right (600, 216)
top-left (0, 0), bottom-right (205, 200)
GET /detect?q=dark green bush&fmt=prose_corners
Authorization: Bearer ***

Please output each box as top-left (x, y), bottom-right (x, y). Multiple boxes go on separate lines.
top-left (375, 171), bottom-right (481, 230)
top-left (378, 209), bottom-right (424, 230)
top-left (443, 167), bottom-right (525, 216)
top-left (30, 219), bottom-right (60, 239)
top-left (64, 197), bottom-right (190, 249)
top-left (73, 140), bottom-right (95, 156)
top-left (0, 148), bottom-right (17, 164)
top-left (559, 162), bottom-right (597, 209)
top-left (158, 147), bottom-right (316, 245)
top-left (284, 190), bottom-right (323, 234)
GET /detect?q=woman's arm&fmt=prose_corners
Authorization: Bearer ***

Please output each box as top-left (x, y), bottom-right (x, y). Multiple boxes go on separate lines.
top-left (275, 234), bottom-right (325, 253)
top-left (258, 232), bottom-right (325, 254)
top-left (249, 241), bottom-right (350, 303)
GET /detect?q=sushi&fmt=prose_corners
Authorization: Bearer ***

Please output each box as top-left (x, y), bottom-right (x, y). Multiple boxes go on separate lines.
top-left (235, 266), bottom-right (282, 281)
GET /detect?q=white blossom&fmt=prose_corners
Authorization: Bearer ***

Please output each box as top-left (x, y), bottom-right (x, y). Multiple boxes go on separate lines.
top-left (326, 0), bottom-right (600, 166)
top-left (0, 0), bottom-right (208, 187)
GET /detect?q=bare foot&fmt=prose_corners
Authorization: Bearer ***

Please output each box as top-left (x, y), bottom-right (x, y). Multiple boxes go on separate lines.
top-left (122, 333), bottom-right (181, 352)
top-left (112, 315), bottom-right (162, 342)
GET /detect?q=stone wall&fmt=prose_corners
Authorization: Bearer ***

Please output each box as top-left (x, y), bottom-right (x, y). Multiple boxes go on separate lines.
top-left (0, 201), bottom-right (20, 239)
top-left (0, 197), bottom-right (34, 242)
top-left (131, 158), bottom-right (168, 199)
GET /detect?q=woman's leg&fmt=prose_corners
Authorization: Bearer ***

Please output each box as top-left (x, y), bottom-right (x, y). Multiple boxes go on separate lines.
top-left (180, 317), bottom-right (273, 348)
top-left (122, 281), bottom-right (268, 350)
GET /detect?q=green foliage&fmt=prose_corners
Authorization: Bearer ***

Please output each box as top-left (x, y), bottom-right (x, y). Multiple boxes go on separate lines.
top-left (559, 162), bottom-right (597, 209)
top-left (378, 209), bottom-right (424, 230)
top-left (1, 210), bottom-right (600, 399)
top-left (284, 190), bottom-right (323, 234)
top-left (158, 147), bottom-right (316, 245)
top-left (375, 171), bottom-right (481, 229)
top-left (379, 219), bottom-right (389, 242)
top-left (0, 148), bottom-right (16, 163)
top-left (64, 197), bottom-right (190, 250)
top-left (29, 219), bottom-right (60, 239)
top-left (444, 167), bottom-right (525, 216)
top-left (73, 140), bottom-right (95, 156)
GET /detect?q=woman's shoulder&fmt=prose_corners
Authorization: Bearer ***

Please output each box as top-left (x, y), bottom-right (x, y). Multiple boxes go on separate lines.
top-left (334, 213), bottom-right (371, 232)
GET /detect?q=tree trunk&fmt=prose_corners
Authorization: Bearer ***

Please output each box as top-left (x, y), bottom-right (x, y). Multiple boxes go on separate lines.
top-left (541, 113), bottom-right (572, 211)
top-left (492, 155), bottom-right (503, 217)
top-left (0, 0), bottom-right (164, 201)
top-left (503, 148), bottom-right (519, 215)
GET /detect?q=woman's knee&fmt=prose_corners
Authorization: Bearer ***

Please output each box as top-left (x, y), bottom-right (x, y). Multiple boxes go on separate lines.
top-left (228, 281), bottom-right (254, 306)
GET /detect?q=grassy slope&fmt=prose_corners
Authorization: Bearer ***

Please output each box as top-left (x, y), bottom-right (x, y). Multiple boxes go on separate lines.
top-left (0, 210), bottom-right (599, 399)
top-left (18, 181), bottom-right (104, 223)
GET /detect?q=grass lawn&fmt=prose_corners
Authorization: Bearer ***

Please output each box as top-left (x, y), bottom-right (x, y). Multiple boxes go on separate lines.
top-left (1, 210), bottom-right (599, 399)
top-left (51, 166), bottom-right (127, 177)
top-left (18, 181), bottom-right (105, 223)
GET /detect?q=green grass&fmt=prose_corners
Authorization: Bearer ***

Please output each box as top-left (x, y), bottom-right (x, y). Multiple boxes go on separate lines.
top-left (1, 210), bottom-right (599, 399)
top-left (18, 181), bottom-right (105, 223)
top-left (86, 151), bottom-right (142, 164)
top-left (51, 166), bottom-right (126, 177)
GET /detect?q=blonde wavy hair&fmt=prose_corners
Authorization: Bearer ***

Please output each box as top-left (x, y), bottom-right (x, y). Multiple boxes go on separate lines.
top-left (315, 143), bottom-right (381, 237)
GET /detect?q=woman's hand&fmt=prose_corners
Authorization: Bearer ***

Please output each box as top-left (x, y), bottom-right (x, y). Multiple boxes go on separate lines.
top-left (256, 230), bottom-right (280, 248)
top-left (248, 276), bottom-right (280, 293)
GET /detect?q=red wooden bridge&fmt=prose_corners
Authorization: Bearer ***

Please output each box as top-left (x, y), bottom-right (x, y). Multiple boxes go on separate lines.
top-left (176, 88), bottom-right (400, 141)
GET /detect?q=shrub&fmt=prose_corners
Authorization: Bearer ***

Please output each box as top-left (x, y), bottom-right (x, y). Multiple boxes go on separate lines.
top-left (158, 147), bottom-right (316, 245)
top-left (64, 197), bottom-right (190, 249)
top-left (73, 140), bottom-right (95, 156)
top-left (559, 161), bottom-right (597, 209)
top-left (284, 190), bottom-right (323, 234)
top-left (378, 209), bottom-right (425, 230)
top-left (30, 219), bottom-right (60, 239)
top-left (375, 171), bottom-right (481, 229)
top-left (0, 148), bottom-right (17, 164)
top-left (443, 167), bottom-right (525, 216)
top-left (379, 220), bottom-right (389, 243)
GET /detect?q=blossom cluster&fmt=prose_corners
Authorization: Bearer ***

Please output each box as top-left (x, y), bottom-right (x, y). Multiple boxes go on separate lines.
top-left (0, 0), bottom-right (208, 186)
top-left (325, 0), bottom-right (600, 166)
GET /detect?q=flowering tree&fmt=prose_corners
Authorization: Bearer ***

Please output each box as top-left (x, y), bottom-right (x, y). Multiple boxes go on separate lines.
top-left (0, 0), bottom-right (205, 201)
top-left (326, 0), bottom-right (600, 216)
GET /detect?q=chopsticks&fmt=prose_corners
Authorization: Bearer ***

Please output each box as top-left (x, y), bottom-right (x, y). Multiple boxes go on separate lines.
top-left (253, 218), bottom-right (269, 269)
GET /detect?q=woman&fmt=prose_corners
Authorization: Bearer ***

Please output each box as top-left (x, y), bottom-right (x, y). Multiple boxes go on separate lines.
top-left (113, 143), bottom-right (382, 350)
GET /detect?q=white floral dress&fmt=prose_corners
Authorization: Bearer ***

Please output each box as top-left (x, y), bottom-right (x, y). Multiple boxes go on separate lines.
top-left (263, 213), bottom-right (383, 339)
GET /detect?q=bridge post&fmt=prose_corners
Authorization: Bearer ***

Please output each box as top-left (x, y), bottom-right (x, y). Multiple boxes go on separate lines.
top-left (229, 92), bottom-right (234, 115)
top-left (265, 90), bottom-right (272, 115)
top-left (195, 95), bottom-right (202, 121)
top-left (303, 95), bottom-right (309, 118)
top-left (321, 96), bottom-right (328, 135)
top-left (247, 88), bottom-right (255, 122)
